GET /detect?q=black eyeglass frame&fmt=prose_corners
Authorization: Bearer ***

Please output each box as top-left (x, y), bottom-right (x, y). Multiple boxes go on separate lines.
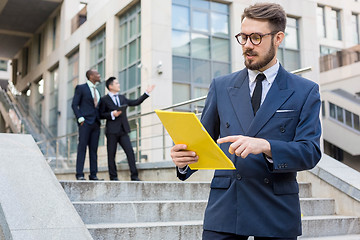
top-left (235, 31), bottom-right (279, 46)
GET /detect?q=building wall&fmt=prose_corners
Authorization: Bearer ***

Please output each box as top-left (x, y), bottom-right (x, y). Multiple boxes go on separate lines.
top-left (7, 0), bottom-right (360, 164)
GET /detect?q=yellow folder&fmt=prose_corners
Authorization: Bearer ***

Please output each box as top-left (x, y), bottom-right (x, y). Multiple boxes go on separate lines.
top-left (155, 110), bottom-right (235, 170)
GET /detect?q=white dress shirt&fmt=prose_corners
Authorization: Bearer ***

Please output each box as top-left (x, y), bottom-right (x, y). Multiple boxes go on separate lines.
top-left (108, 92), bottom-right (120, 120)
top-left (77, 80), bottom-right (101, 124)
top-left (248, 60), bottom-right (279, 105)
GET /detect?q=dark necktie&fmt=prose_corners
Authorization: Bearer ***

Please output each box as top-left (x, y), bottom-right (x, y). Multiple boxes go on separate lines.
top-left (92, 86), bottom-right (98, 107)
top-left (114, 95), bottom-right (120, 106)
top-left (251, 73), bottom-right (266, 115)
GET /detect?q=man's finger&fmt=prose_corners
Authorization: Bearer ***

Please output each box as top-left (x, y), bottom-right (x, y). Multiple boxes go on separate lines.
top-left (217, 136), bottom-right (241, 144)
top-left (171, 144), bottom-right (188, 152)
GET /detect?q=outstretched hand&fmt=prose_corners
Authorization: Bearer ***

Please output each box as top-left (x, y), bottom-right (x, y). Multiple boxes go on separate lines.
top-left (217, 135), bottom-right (271, 159)
top-left (146, 84), bottom-right (155, 93)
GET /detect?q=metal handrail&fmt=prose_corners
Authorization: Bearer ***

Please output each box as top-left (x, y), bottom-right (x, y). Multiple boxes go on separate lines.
top-left (37, 66), bottom-right (312, 169)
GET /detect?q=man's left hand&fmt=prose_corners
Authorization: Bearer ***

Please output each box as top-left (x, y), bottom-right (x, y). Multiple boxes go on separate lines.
top-left (217, 135), bottom-right (272, 158)
top-left (146, 85), bottom-right (155, 93)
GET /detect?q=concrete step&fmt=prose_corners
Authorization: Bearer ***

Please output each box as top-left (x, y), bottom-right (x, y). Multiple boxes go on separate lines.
top-left (86, 221), bottom-right (203, 240)
top-left (85, 216), bottom-right (359, 240)
top-left (73, 200), bottom-right (207, 224)
top-left (60, 181), bottom-right (312, 201)
top-left (300, 198), bottom-right (335, 216)
top-left (300, 235), bottom-right (360, 239)
top-left (72, 198), bottom-right (334, 224)
top-left (301, 215), bottom-right (360, 238)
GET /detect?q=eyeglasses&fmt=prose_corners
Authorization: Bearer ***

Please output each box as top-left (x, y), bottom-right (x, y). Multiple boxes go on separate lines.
top-left (235, 31), bottom-right (279, 45)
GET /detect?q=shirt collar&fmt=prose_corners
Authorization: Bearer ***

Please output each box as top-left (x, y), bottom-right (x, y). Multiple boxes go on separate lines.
top-left (248, 60), bottom-right (280, 84)
top-left (108, 91), bottom-right (118, 98)
top-left (87, 80), bottom-right (96, 88)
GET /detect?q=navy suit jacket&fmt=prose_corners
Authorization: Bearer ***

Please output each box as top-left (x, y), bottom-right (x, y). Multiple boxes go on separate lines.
top-left (71, 83), bottom-right (100, 125)
top-left (178, 65), bottom-right (322, 237)
top-left (99, 93), bottom-right (149, 135)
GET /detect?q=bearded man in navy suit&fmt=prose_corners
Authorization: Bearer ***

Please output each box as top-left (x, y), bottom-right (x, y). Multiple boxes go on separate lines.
top-left (171, 3), bottom-right (321, 240)
top-left (72, 69), bottom-right (102, 181)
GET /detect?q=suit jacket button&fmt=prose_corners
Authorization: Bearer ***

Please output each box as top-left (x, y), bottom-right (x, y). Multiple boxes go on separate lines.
top-left (226, 122), bottom-right (230, 128)
top-left (280, 127), bottom-right (286, 133)
top-left (264, 178), bottom-right (270, 184)
top-left (236, 174), bottom-right (242, 180)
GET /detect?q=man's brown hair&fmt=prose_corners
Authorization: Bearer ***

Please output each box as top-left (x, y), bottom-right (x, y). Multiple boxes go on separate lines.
top-left (241, 3), bottom-right (287, 32)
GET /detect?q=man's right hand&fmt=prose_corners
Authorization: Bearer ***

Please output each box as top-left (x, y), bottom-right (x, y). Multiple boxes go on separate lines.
top-left (112, 110), bottom-right (122, 117)
top-left (170, 144), bottom-right (199, 168)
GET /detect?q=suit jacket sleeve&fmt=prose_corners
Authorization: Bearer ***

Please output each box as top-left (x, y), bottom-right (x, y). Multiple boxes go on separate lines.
top-left (71, 85), bottom-right (83, 120)
top-left (125, 93), bottom-right (149, 106)
top-left (99, 97), bottom-right (113, 120)
top-left (266, 84), bottom-right (322, 173)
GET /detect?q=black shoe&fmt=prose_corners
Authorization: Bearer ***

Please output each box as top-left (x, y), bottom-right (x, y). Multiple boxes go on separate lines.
top-left (131, 177), bottom-right (141, 181)
top-left (76, 176), bottom-right (86, 181)
top-left (110, 177), bottom-right (119, 181)
top-left (89, 176), bottom-right (104, 181)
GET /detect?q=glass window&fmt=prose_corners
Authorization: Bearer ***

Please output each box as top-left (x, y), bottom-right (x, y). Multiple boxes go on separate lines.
top-left (192, 0), bottom-right (209, 9)
top-left (173, 83), bottom-right (190, 104)
top-left (192, 59), bottom-right (211, 84)
top-left (354, 114), bottom-right (360, 131)
top-left (90, 29), bottom-right (106, 95)
top-left (329, 102), bottom-right (336, 118)
top-left (172, 30), bottom-right (190, 56)
top-left (118, 3), bottom-right (142, 117)
top-left (352, 13), bottom-right (360, 45)
top-left (172, 5), bottom-right (190, 30)
top-left (211, 13), bottom-right (228, 37)
top-left (191, 33), bottom-right (210, 59)
top-left (330, 9), bottom-right (342, 40)
top-left (336, 105), bottom-right (344, 122)
top-left (194, 87), bottom-right (208, 98)
top-left (212, 37), bottom-right (229, 62)
top-left (67, 51), bottom-right (79, 136)
top-left (193, 11), bottom-right (208, 32)
top-left (172, 0), bottom-right (230, 104)
top-left (211, 2), bottom-right (228, 13)
top-left (213, 62), bottom-right (230, 78)
top-left (49, 68), bottom-right (59, 136)
top-left (278, 17), bottom-right (300, 72)
top-left (173, 56), bottom-right (190, 82)
top-left (0, 60), bottom-right (7, 71)
top-left (345, 110), bottom-right (352, 127)
top-left (317, 6), bottom-right (326, 38)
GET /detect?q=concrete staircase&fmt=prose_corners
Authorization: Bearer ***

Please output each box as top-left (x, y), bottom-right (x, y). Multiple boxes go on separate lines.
top-left (60, 181), bottom-right (360, 240)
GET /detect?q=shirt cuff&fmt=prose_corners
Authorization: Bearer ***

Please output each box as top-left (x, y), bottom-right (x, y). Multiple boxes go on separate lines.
top-left (178, 165), bottom-right (189, 174)
top-left (265, 154), bottom-right (273, 163)
top-left (145, 91), bottom-right (150, 96)
top-left (111, 111), bottom-right (115, 120)
top-left (78, 117), bottom-right (85, 124)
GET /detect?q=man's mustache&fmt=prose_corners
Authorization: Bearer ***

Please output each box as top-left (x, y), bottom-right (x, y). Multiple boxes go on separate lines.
top-left (243, 49), bottom-right (258, 56)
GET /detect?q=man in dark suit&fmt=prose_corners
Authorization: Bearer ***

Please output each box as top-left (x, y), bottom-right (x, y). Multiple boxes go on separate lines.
top-left (171, 3), bottom-right (321, 240)
top-left (71, 69), bottom-right (102, 181)
top-left (99, 77), bottom-right (155, 181)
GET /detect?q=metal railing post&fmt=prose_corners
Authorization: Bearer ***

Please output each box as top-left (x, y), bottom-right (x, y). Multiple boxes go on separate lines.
top-left (56, 140), bottom-right (59, 169)
top-left (136, 118), bottom-right (140, 163)
top-left (67, 137), bottom-right (70, 162)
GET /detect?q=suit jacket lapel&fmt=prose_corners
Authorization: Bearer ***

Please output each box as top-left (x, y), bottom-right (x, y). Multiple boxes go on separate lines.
top-left (246, 66), bottom-right (294, 137)
top-left (227, 69), bottom-right (254, 133)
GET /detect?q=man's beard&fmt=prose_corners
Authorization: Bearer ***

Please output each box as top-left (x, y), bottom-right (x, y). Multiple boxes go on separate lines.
top-left (243, 42), bottom-right (276, 71)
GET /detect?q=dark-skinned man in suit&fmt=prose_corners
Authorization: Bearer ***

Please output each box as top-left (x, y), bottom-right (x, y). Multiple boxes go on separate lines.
top-left (99, 77), bottom-right (155, 181)
top-left (170, 3), bottom-right (321, 240)
top-left (72, 69), bottom-right (103, 181)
